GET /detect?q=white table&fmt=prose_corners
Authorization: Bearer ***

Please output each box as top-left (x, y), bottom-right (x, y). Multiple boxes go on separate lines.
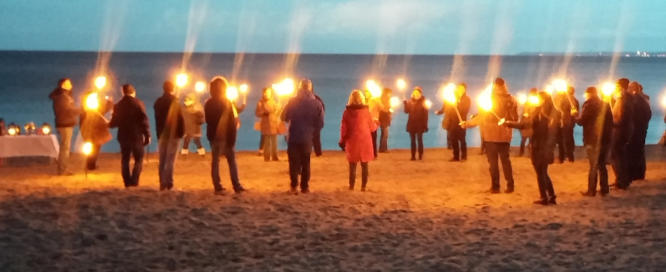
top-left (0, 135), bottom-right (60, 158)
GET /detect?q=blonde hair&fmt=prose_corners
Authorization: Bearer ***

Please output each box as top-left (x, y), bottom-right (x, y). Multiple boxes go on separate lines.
top-left (347, 89), bottom-right (366, 106)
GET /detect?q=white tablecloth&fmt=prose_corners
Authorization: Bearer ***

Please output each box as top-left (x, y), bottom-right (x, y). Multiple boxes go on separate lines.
top-left (0, 135), bottom-right (60, 158)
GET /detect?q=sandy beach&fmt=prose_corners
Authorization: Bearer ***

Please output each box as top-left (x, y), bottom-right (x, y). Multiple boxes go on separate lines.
top-left (1, 146), bottom-right (665, 271)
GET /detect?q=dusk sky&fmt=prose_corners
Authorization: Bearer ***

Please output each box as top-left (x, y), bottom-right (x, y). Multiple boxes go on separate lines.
top-left (1, 0), bottom-right (665, 54)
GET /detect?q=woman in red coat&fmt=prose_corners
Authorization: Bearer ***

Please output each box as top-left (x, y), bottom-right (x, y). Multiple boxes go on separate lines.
top-left (339, 90), bottom-right (376, 191)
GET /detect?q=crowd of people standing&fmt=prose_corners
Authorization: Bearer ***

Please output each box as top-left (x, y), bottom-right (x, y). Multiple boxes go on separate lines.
top-left (47, 75), bottom-right (655, 204)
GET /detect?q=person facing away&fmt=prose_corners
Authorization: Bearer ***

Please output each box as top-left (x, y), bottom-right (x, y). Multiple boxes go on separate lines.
top-left (339, 90), bottom-right (377, 191)
top-left (153, 80), bottom-right (185, 191)
top-left (365, 89), bottom-right (381, 158)
top-left (49, 78), bottom-right (81, 176)
top-left (205, 76), bottom-right (246, 195)
top-left (627, 81), bottom-right (651, 181)
top-left (556, 86), bottom-right (580, 163)
top-left (108, 84), bottom-right (151, 188)
top-left (281, 78), bottom-right (325, 194)
top-left (79, 91), bottom-right (113, 170)
top-left (505, 91), bottom-right (560, 205)
top-left (311, 84), bottom-right (325, 157)
top-left (436, 83), bottom-right (471, 161)
top-left (181, 93), bottom-right (206, 156)
top-left (378, 87), bottom-right (393, 153)
top-left (518, 88), bottom-right (538, 157)
top-left (404, 87), bottom-right (429, 161)
top-left (255, 87), bottom-right (283, 162)
top-left (463, 77), bottom-right (518, 193)
top-left (610, 78), bottom-right (634, 190)
top-left (576, 87), bottom-right (613, 197)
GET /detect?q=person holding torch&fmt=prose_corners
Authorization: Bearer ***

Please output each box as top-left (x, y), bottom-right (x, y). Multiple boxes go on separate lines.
top-left (378, 88), bottom-right (394, 153)
top-left (610, 78), bottom-right (634, 190)
top-left (436, 83), bottom-right (471, 161)
top-left (404, 87), bottom-right (429, 161)
top-left (153, 80), bottom-right (185, 191)
top-left (80, 89), bottom-right (113, 170)
top-left (461, 78), bottom-right (518, 193)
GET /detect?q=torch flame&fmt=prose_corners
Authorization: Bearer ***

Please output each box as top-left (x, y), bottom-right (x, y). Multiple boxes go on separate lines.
top-left (7, 127), bottom-right (17, 136)
top-left (552, 79), bottom-right (568, 93)
top-left (94, 76), bottom-right (107, 90)
top-left (365, 79), bottom-right (382, 98)
top-left (660, 95), bottom-right (666, 109)
top-left (82, 142), bottom-right (93, 156)
top-left (396, 78), bottom-right (407, 90)
top-left (194, 81), bottom-right (206, 93)
top-left (273, 78), bottom-right (295, 97)
top-left (528, 94), bottom-right (541, 106)
top-left (442, 83), bottom-right (457, 105)
top-left (601, 82), bottom-right (616, 99)
top-left (85, 92), bottom-right (100, 111)
top-left (41, 126), bottom-right (51, 135)
top-left (424, 99), bottom-right (433, 109)
top-left (477, 84), bottom-right (493, 112)
top-left (226, 86), bottom-right (239, 101)
top-left (176, 73), bottom-right (189, 88)
top-left (390, 96), bottom-right (400, 108)
top-left (239, 83), bottom-right (249, 94)
top-left (517, 92), bottom-right (527, 105)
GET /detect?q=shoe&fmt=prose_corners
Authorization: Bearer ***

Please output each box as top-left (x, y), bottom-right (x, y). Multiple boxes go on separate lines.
top-left (234, 187), bottom-right (247, 194)
top-left (504, 187), bottom-right (514, 194)
top-left (180, 149), bottom-right (189, 155)
top-left (361, 187), bottom-right (366, 192)
top-left (448, 158), bottom-right (460, 162)
top-left (349, 186), bottom-right (354, 191)
top-left (580, 191), bottom-right (595, 197)
top-left (600, 191), bottom-right (609, 197)
top-left (214, 188), bottom-right (227, 195)
top-left (289, 187), bottom-right (299, 195)
top-left (272, 157), bottom-right (279, 161)
top-left (257, 150), bottom-right (264, 156)
top-left (490, 188), bottom-right (500, 194)
top-left (533, 199), bottom-right (548, 205)
top-left (197, 148), bottom-right (206, 156)
top-left (548, 196), bottom-right (557, 205)
top-left (410, 157), bottom-right (416, 161)
top-left (301, 188), bottom-right (310, 194)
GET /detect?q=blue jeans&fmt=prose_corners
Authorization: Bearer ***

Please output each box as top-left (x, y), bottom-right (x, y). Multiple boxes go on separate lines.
top-left (211, 141), bottom-right (242, 191)
top-left (158, 138), bottom-right (180, 189)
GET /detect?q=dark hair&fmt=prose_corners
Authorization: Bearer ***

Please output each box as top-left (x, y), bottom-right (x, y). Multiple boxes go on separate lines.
top-left (494, 77), bottom-right (505, 86)
top-left (122, 84), bottom-right (136, 95)
top-left (529, 87), bottom-right (538, 94)
top-left (617, 78), bottom-right (630, 90)
top-left (567, 86), bottom-right (575, 94)
top-left (585, 86), bottom-right (597, 96)
top-left (537, 91), bottom-right (554, 116)
top-left (57, 78), bottom-right (71, 89)
top-left (163, 80), bottom-right (175, 94)
top-left (209, 76), bottom-right (228, 98)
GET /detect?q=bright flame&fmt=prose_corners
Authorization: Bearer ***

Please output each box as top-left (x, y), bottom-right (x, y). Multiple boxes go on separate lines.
top-left (390, 96), bottom-right (400, 108)
top-left (601, 82), bottom-right (616, 99)
top-left (660, 95), bottom-right (666, 109)
top-left (194, 81), bottom-right (206, 93)
top-left (544, 85), bottom-right (554, 95)
top-left (552, 79), bottom-right (568, 93)
top-left (517, 93), bottom-right (527, 105)
top-left (41, 126), bottom-right (51, 135)
top-left (424, 99), bottom-right (433, 109)
top-left (477, 84), bottom-right (493, 111)
top-left (226, 86), bottom-right (239, 101)
top-left (273, 78), bottom-right (296, 97)
top-left (442, 83), bottom-right (457, 105)
top-left (239, 83), bottom-right (249, 94)
top-left (94, 76), bottom-right (107, 90)
top-left (176, 73), bottom-right (189, 88)
top-left (7, 127), bottom-right (17, 136)
top-left (365, 79), bottom-right (382, 98)
top-left (85, 92), bottom-right (100, 110)
top-left (528, 94), bottom-right (540, 106)
top-left (396, 78), bottom-right (407, 90)
top-left (82, 142), bottom-right (93, 156)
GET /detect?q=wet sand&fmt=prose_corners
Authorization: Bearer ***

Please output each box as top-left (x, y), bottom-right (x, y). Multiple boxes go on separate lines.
top-left (1, 146), bottom-right (665, 271)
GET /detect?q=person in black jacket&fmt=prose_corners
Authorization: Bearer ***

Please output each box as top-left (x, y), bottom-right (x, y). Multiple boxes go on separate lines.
top-left (404, 87), bottom-right (429, 160)
top-left (312, 85), bottom-right (325, 157)
top-left (627, 81), bottom-right (651, 181)
top-left (205, 76), bottom-right (246, 194)
top-left (108, 84), bottom-right (151, 188)
top-left (576, 87), bottom-right (613, 197)
top-left (436, 84), bottom-right (471, 161)
top-left (611, 78), bottom-right (634, 190)
top-left (505, 91), bottom-right (560, 205)
top-left (153, 80), bottom-right (185, 191)
top-left (49, 78), bottom-right (81, 175)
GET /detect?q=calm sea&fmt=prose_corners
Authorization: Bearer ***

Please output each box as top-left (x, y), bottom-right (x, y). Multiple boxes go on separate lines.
top-left (0, 51), bottom-right (664, 153)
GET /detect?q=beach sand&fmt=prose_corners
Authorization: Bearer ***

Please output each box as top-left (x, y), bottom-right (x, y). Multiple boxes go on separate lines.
top-left (1, 146), bottom-right (665, 271)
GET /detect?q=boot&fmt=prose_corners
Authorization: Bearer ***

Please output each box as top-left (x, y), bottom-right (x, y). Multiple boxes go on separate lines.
top-left (197, 148), bottom-right (205, 156)
top-left (180, 149), bottom-right (188, 155)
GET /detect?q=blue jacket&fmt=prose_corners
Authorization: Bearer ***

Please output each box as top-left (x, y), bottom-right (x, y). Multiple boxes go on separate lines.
top-left (282, 90), bottom-right (325, 145)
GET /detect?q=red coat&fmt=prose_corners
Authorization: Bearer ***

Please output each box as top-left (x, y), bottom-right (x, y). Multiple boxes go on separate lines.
top-left (340, 105), bottom-right (376, 163)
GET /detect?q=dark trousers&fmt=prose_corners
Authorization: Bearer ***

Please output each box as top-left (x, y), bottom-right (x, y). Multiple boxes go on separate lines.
top-left (532, 159), bottom-right (555, 200)
top-left (485, 142), bottom-right (514, 190)
top-left (562, 124), bottom-right (575, 162)
top-left (288, 142), bottom-right (312, 190)
top-left (371, 130), bottom-right (378, 158)
top-left (379, 125), bottom-right (389, 152)
top-left (448, 128), bottom-right (467, 160)
top-left (182, 136), bottom-right (203, 150)
top-left (409, 132), bottom-right (424, 159)
top-left (519, 136), bottom-right (531, 156)
top-left (585, 144), bottom-right (609, 194)
top-left (349, 162), bottom-right (369, 189)
top-left (628, 134), bottom-right (647, 181)
top-left (611, 139), bottom-right (631, 189)
top-left (555, 127), bottom-right (566, 162)
top-left (211, 141), bottom-right (242, 192)
top-left (120, 141), bottom-right (144, 187)
top-left (313, 130), bottom-right (322, 156)
top-left (86, 144), bottom-right (102, 170)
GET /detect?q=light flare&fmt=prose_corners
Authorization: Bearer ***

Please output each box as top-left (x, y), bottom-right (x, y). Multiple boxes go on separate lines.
top-left (94, 76), bottom-right (107, 90)
top-left (82, 142), bottom-right (93, 156)
top-left (389, 96), bottom-right (400, 108)
top-left (194, 81), bottom-right (206, 93)
top-left (552, 79), bottom-right (568, 93)
top-left (226, 86), bottom-right (239, 101)
top-left (176, 73), bottom-right (189, 88)
top-left (365, 79), bottom-right (382, 98)
top-left (85, 92), bottom-right (100, 111)
top-left (517, 92), bottom-right (527, 105)
top-left (396, 78), bottom-right (407, 91)
top-left (424, 99), bottom-right (433, 109)
top-left (239, 83), bottom-right (249, 94)
top-left (441, 83), bottom-right (457, 105)
top-left (477, 84), bottom-right (493, 112)
top-left (273, 78), bottom-right (296, 97)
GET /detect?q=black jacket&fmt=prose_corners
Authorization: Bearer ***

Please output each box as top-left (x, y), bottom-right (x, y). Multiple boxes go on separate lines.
top-left (508, 107), bottom-right (560, 164)
top-left (49, 88), bottom-right (80, 128)
top-left (576, 96), bottom-right (613, 147)
top-left (205, 95), bottom-right (237, 146)
top-left (109, 96), bottom-right (150, 145)
top-left (153, 94), bottom-right (185, 141)
top-left (404, 97), bottom-right (428, 133)
top-left (631, 94), bottom-right (652, 143)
